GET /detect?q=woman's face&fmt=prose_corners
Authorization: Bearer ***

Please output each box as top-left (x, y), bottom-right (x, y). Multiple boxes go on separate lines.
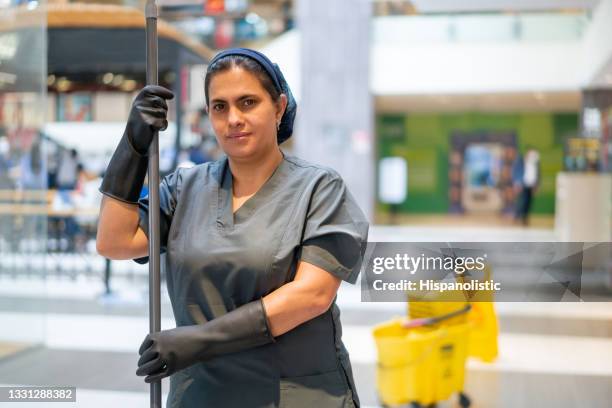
top-left (207, 67), bottom-right (286, 161)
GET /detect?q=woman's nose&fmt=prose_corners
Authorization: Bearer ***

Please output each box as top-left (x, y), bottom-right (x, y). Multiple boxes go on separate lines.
top-left (227, 105), bottom-right (244, 127)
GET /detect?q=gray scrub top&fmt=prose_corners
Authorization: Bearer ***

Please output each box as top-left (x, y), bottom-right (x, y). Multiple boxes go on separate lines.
top-left (135, 152), bottom-right (369, 408)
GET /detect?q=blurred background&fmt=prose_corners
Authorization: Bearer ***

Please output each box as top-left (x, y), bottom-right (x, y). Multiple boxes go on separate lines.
top-left (0, 0), bottom-right (611, 407)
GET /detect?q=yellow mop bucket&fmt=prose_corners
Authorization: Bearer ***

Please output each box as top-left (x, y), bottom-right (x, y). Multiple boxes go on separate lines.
top-left (467, 301), bottom-right (498, 362)
top-left (373, 319), bottom-right (471, 407)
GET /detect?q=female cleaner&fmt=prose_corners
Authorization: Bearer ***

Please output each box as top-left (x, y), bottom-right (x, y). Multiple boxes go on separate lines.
top-left (97, 48), bottom-right (369, 408)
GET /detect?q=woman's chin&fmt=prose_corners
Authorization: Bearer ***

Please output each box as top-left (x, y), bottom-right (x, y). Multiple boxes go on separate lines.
top-left (223, 144), bottom-right (259, 160)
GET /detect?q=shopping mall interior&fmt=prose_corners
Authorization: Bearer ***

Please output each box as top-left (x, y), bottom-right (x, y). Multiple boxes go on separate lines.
top-left (0, 0), bottom-right (611, 407)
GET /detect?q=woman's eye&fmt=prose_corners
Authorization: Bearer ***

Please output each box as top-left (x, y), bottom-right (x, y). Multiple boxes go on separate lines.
top-left (243, 99), bottom-right (255, 107)
top-left (213, 104), bottom-right (225, 112)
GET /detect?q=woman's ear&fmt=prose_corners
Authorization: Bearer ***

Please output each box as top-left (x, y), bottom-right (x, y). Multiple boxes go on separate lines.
top-left (276, 94), bottom-right (288, 122)
top-left (204, 104), bottom-right (209, 115)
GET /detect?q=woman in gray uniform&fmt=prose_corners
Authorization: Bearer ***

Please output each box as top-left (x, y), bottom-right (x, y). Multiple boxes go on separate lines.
top-left (96, 48), bottom-right (369, 408)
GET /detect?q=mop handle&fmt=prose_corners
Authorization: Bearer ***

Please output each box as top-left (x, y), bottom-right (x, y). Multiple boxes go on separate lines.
top-left (145, 1), bottom-right (162, 407)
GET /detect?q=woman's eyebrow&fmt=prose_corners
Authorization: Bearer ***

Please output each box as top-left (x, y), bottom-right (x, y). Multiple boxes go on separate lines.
top-left (210, 94), bottom-right (259, 104)
top-left (237, 94), bottom-right (258, 100)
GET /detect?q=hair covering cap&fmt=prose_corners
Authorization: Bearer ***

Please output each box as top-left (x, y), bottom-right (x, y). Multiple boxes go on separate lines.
top-left (209, 48), bottom-right (281, 92)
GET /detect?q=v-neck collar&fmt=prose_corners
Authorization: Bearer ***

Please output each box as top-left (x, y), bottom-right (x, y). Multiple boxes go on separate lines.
top-left (216, 151), bottom-right (287, 230)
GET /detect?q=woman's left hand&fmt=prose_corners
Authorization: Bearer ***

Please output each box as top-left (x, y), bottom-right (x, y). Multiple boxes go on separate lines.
top-left (136, 325), bottom-right (204, 383)
top-left (136, 299), bottom-right (274, 383)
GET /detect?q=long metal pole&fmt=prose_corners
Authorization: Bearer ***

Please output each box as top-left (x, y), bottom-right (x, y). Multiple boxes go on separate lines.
top-left (145, 1), bottom-right (162, 407)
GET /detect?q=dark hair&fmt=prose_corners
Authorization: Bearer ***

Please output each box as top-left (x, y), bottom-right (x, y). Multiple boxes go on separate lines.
top-left (204, 55), bottom-right (281, 107)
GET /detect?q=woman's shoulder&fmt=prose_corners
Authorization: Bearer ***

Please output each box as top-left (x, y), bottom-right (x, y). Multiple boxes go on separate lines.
top-left (283, 153), bottom-right (343, 182)
top-left (175, 158), bottom-right (225, 180)
top-left (163, 158), bottom-right (226, 193)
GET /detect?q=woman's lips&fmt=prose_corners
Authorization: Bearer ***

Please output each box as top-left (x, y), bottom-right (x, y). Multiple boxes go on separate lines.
top-left (227, 132), bottom-right (252, 140)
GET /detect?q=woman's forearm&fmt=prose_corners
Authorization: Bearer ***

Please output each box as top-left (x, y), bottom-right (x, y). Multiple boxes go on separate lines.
top-left (96, 195), bottom-right (148, 260)
top-left (262, 261), bottom-right (341, 337)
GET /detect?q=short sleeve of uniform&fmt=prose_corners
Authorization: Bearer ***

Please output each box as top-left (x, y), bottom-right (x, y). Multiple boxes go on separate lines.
top-left (299, 172), bottom-right (369, 284)
top-left (133, 168), bottom-right (183, 264)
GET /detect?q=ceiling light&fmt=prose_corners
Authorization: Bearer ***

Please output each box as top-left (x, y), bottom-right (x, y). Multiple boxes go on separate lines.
top-left (111, 74), bottom-right (124, 87)
top-left (56, 77), bottom-right (71, 92)
top-left (102, 72), bottom-right (114, 85)
top-left (121, 79), bottom-right (137, 92)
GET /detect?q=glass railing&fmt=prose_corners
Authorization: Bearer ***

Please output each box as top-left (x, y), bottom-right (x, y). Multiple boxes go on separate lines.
top-left (372, 12), bottom-right (590, 44)
top-left (0, 0), bottom-right (47, 365)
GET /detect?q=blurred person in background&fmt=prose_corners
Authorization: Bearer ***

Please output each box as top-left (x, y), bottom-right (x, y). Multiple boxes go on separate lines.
top-left (96, 48), bottom-right (368, 408)
top-left (51, 150), bottom-right (83, 252)
top-left (72, 164), bottom-right (102, 252)
top-left (56, 148), bottom-right (81, 190)
top-left (18, 138), bottom-right (47, 191)
top-left (0, 136), bottom-right (14, 189)
top-left (514, 147), bottom-right (540, 226)
top-left (46, 141), bottom-right (60, 189)
top-left (511, 149), bottom-right (524, 212)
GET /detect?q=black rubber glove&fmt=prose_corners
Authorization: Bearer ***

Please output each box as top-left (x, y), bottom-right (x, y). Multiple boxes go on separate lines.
top-left (99, 85), bottom-right (174, 204)
top-left (136, 299), bottom-right (275, 383)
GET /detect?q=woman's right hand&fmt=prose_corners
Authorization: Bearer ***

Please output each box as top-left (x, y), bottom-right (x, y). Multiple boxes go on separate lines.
top-left (127, 85), bottom-right (175, 154)
top-left (99, 86), bottom-right (174, 204)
